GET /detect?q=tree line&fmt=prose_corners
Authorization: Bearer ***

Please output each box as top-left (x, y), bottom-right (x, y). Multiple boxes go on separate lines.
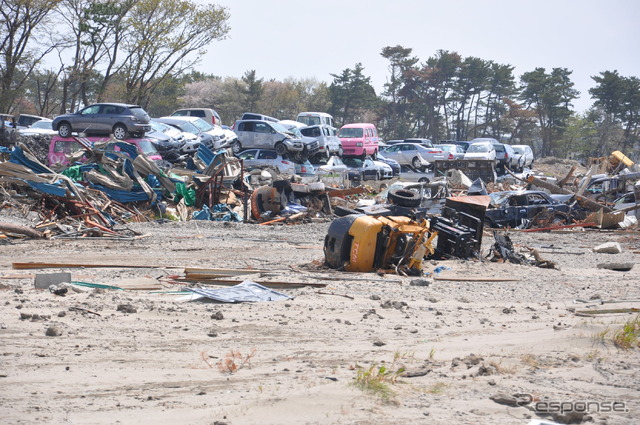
top-left (2, 1), bottom-right (638, 160)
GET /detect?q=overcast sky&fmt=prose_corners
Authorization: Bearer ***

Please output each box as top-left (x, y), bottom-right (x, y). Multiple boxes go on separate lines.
top-left (198, 0), bottom-right (639, 113)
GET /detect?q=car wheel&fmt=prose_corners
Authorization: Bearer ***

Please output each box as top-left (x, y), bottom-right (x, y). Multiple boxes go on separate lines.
top-left (552, 214), bottom-right (568, 225)
top-left (360, 152), bottom-right (367, 161)
top-left (418, 177), bottom-right (430, 183)
top-left (412, 157), bottom-right (421, 169)
top-left (372, 150), bottom-right (378, 160)
top-left (57, 122), bottom-right (71, 138)
top-left (231, 140), bottom-right (242, 154)
top-left (275, 142), bottom-right (287, 156)
top-left (388, 188), bottom-right (421, 208)
top-left (113, 124), bottom-right (128, 140)
top-left (292, 151), bottom-right (305, 163)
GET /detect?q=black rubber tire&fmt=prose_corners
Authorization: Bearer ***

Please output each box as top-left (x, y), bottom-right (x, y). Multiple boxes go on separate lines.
top-left (361, 152), bottom-right (367, 161)
top-left (333, 205), bottom-right (361, 217)
top-left (418, 177), bottom-right (429, 183)
top-left (58, 122), bottom-right (71, 138)
top-left (412, 157), bottom-right (421, 169)
top-left (231, 141), bottom-right (242, 154)
top-left (388, 189), bottom-right (421, 208)
top-left (275, 142), bottom-right (287, 156)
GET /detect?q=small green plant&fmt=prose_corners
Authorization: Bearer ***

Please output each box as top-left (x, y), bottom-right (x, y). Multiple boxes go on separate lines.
top-left (612, 316), bottom-right (640, 349)
top-left (425, 381), bottom-right (448, 394)
top-left (591, 327), bottom-right (611, 346)
top-left (353, 361), bottom-right (405, 400)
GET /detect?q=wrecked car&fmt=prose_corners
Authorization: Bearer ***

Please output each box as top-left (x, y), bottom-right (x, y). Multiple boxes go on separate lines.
top-left (484, 190), bottom-right (573, 228)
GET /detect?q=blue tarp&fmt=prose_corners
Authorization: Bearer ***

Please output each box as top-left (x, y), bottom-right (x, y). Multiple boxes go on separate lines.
top-left (192, 204), bottom-right (241, 222)
top-left (186, 281), bottom-right (292, 303)
top-left (9, 147), bottom-right (52, 174)
top-left (0, 146), bottom-right (10, 153)
top-left (25, 180), bottom-right (67, 197)
top-left (89, 182), bottom-right (162, 203)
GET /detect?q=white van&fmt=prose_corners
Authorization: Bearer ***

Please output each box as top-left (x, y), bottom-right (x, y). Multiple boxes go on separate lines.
top-left (296, 112), bottom-right (335, 128)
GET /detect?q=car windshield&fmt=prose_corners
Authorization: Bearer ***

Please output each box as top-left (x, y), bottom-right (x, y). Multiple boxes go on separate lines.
top-left (489, 192), bottom-right (513, 206)
top-left (298, 116), bottom-right (321, 126)
top-left (136, 140), bottom-right (158, 154)
top-left (439, 145), bottom-right (454, 152)
top-left (467, 143), bottom-right (490, 153)
top-left (32, 120), bottom-right (52, 129)
top-left (150, 121), bottom-right (170, 132)
top-left (343, 158), bottom-right (363, 167)
top-left (192, 118), bottom-right (213, 132)
top-left (339, 128), bottom-right (363, 138)
top-left (283, 125), bottom-right (303, 138)
top-left (175, 121), bottom-right (199, 133)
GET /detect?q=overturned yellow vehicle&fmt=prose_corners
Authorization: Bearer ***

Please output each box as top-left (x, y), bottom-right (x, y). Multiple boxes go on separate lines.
top-left (323, 214), bottom-right (436, 276)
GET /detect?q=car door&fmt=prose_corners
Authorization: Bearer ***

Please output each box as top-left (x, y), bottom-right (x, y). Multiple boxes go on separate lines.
top-left (384, 144), bottom-right (402, 162)
top-left (400, 144), bottom-right (417, 163)
top-left (254, 122), bottom-right (273, 148)
top-left (237, 122), bottom-right (257, 148)
top-left (257, 149), bottom-right (278, 168)
top-left (100, 104), bottom-right (124, 133)
top-left (77, 105), bottom-right (101, 132)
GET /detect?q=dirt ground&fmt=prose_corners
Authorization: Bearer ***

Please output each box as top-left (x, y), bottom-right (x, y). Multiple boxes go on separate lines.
top-left (0, 216), bottom-right (638, 425)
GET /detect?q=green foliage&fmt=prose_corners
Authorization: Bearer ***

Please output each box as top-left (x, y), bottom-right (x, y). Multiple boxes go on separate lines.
top-left (519, 67), bottom-right (579, 156)
top-left (328, 63), bottom-right (379, 126)
top-left (612, 316), bottom-right (640, 350)
top-left (353, 362), bottom-right (404, 400)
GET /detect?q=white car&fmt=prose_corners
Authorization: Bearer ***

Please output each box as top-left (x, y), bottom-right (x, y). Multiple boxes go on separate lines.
top-left (236, 149), bottom-right (295, 174)
top-left (18, 119), bottom-right (56, 136)
top-left (382, 143), bottom-right (445, 169)
top-left (463, 142), bottom-right (496, 161)
top-left (512, 144), bottom-right (534, 171)
top-left (316, 155), bottom-right (348, 174)
top-left (437, 143), bottom-right (465, 160)
top-left (373, 159), bottom-right (393, 179)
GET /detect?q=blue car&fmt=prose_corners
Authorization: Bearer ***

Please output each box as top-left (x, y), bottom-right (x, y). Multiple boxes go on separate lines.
top-left (376, 152), bottom-right (401, 176)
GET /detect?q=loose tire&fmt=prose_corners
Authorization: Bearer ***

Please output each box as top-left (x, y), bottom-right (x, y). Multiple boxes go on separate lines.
top-left (58, 122), bottom-right (71, 138)
top-left (113, 124), bottom-right (128, 140)
top-left (388, 188), bottom-right (421, 208)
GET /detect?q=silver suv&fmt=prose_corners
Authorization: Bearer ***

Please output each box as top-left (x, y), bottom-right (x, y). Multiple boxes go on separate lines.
top-left (53, 103), bottom-right (151, 139)
top-left (232, 120), bottom-right (318, 161)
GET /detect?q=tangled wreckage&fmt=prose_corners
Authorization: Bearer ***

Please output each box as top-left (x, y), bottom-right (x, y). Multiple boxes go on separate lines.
top-left (1, 134), bottom-right (639, 276)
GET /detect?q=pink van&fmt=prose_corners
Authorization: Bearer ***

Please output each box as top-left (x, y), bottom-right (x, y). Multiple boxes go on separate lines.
top-left (48, 136), bottom-right (162, 166)
top-left (338, 123), bottom-right (379, 159)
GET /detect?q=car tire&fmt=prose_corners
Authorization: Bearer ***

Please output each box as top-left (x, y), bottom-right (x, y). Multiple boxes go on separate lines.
top-left (231, 140), bottom-right (242, 154)
top-left (113, 124), bottom-right (128, 140)
top-left (275, 142), bottom-right (287, 156)
top-left (360, 152), bottom-right (367, 161)
top-left (372, 150), bottom-right (377, 160)
top-left (412, 157), bottom-right (422, 169)
top-left (418, 177), bottom-right (430, 183)
top-left (388, 188), bottom-right (421, 208)
top-left (57, 122), bottom-right (71, 138)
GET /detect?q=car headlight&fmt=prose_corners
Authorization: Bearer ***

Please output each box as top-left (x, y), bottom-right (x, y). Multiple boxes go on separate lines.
top-left (356, 142), bottom-right (363, 147)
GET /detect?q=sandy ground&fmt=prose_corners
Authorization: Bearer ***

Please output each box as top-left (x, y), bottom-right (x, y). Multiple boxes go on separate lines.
top-left (0, 218), bottom-right (639, 425)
